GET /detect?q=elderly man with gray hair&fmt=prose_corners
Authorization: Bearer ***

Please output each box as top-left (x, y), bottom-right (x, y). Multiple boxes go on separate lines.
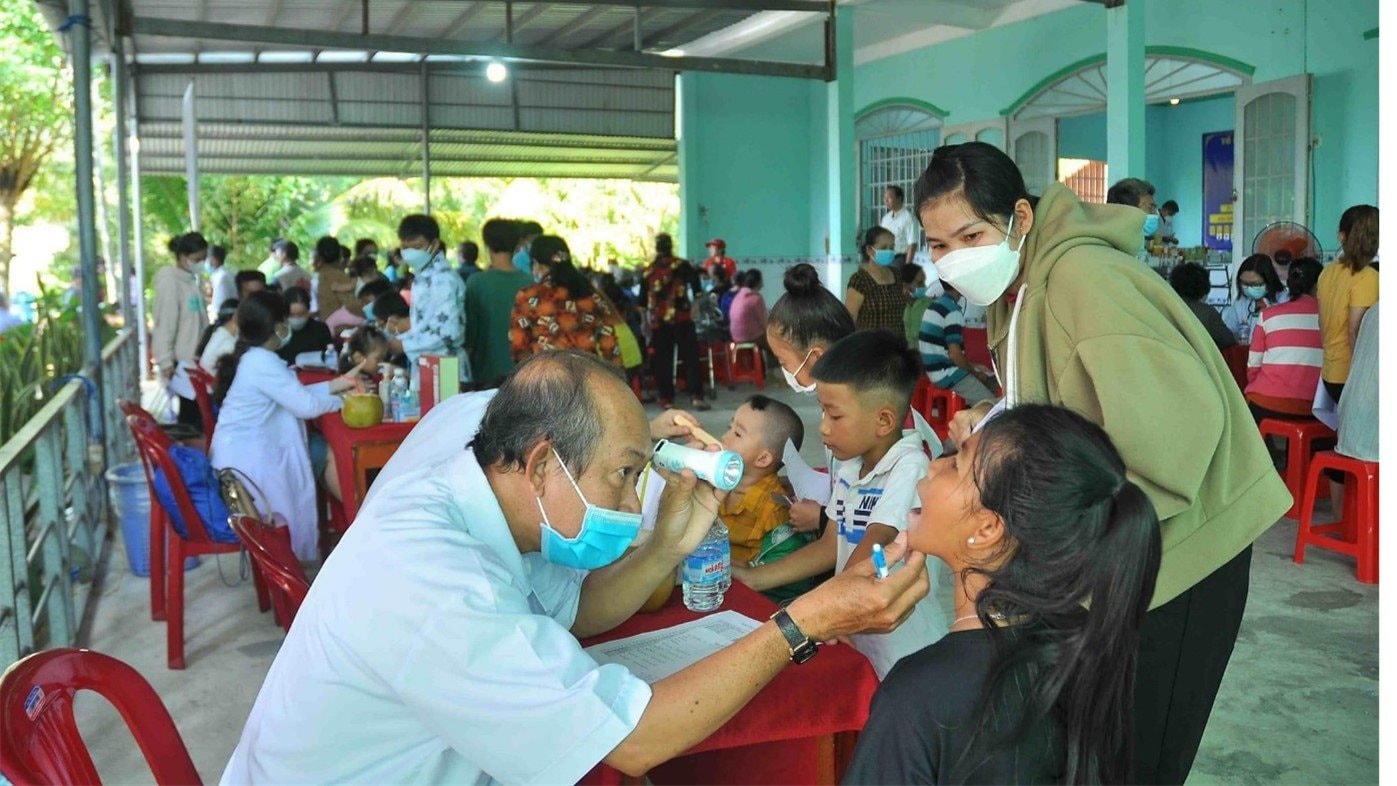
top-left (224, 350), bottom-right (929, 785)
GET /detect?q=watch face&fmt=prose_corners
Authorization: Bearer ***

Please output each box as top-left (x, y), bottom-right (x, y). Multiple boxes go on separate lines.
top-left (791, 641), bottom-right (819, 664)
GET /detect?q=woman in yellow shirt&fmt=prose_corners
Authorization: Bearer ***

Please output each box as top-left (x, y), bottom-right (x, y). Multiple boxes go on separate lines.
top-left (1316, 205), bottom-right (1379, 403)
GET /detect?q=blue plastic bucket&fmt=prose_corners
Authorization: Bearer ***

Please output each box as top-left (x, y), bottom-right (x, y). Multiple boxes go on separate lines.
top-left (105, 463), bottom-right (200, 577)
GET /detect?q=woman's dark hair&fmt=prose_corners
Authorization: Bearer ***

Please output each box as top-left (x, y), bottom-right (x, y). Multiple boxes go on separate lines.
top-left (860, 226), bottom-right (894, 262)
top-left (340, 326), bottom-right (390, 373)
top-left (900, 263), bottom-right (926, 285)
top-left (272, 239), bottom-right (299, 262)
top-left (352, 256), bottom-right (381, 279)
top-left (1286, 257), bottom-right (1324, 300)
top-left (1235, 253), bottom-right (1283, 299)
top-left (1338, 204), bottom-right (1378, 270)
top-left (531, 236), bottom-right (593, 299)
top-left (654, 233), bottom-right (674, 256)
top-left (766, 263), bottom-right (856, 352)
top-left (214, 291), bottom-right (288, 406)
top-left (913, 142), bottom-right (1038, 231)
top-left (314, 236), bottom-right (343, 268)
top-left (167, 231), bottom-right (208, 258)
top-left (194, 299), bottom-right (242, 357)
top-left (372, 291), bottom-right (410, 321)
top-left (1160, 199), bottom-right (1179, 214)
top-left (354, 238), bottom-right (378, 256)
top-left (283, 286), bottom-right (312, 310)
top-left (1168, 262), bottom-right (1211, 302)
top-left (740, 269), bottom-right (763, 290)
top-left (968, 404), bottom-right (1161, 785)
top-left (358, 278), bottom-right (392, 303)
top-left (710, 265), bottom-right (731, 287)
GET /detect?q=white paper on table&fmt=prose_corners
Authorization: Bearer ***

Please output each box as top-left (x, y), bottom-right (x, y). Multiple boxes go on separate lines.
top-left (782, 439), bottom-right (832, 506)
top-left (584, 611), bottom-right (764, 684)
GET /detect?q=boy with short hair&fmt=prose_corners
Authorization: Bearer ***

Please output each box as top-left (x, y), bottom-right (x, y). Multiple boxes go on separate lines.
top-left (730, 330), bottom-right (949, 678)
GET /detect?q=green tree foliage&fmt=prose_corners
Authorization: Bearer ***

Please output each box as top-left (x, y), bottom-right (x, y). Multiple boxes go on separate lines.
top-left (0, 0), bottom-right (74, 295)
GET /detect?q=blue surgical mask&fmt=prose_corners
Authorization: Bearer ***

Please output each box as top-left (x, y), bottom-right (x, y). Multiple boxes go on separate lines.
top-left (1243, 284), bottom-right (1268, 300)
top-left (536, 447), bottom-right (641, 570)
top-left (401, 247), bottom-right (433, 269)
top-left (363, 302), bottom-right (375, 321)
top-left (514, 247), bottom-right (533, 275)
top-left (874, 249), bottom-right (896, 267)
top-left (1143, 213), bottom-right (1161, 237)
top-left (912, 287), bottom-right (927, 298)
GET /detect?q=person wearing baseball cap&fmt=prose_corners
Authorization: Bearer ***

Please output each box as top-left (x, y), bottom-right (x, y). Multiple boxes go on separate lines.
top-left (704, 239), bottom-right (737, 281)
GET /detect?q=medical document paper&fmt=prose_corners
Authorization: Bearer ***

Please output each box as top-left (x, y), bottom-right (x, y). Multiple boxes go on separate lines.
top-left (585, 611), bottom-right (764, 683)
top-left (782, 439), bottom-right (832, 505)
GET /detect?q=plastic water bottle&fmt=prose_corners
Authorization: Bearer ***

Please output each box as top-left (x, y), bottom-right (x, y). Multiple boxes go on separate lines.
top-left (323, 343), bottom-right (336, 369)
top-left (682, 519), bottom-right (731, 613)
top-left (389, 369), bottom-right (409, 422)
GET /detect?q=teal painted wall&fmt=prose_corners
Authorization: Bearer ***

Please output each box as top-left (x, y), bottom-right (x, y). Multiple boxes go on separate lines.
top-left (1058, 112), bottom-right (1107, 161)
top-left (850, 0), bottom-right (1377, 246)
top-left (677, 72), bottom-right (822, 260)
top-left (1145, 95), bottom-right (1235, 248)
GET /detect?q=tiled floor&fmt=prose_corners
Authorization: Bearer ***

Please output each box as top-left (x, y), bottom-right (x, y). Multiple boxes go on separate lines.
top-left (71, 381), bottom-right (1377, 784)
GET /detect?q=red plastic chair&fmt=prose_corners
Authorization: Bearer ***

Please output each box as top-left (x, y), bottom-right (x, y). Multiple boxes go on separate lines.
top-left (186, 366), bottom-right (219, 451)
top-left (231, 515), bottom-right (311, 632)
top-left (1294, 452), bottom-right (1380, 583)
top-left (725, 342), bottom-right (766, 390)
top-left (1259, 418), bottom-right (1336, 518)
top-left (0, 648), bottom-right (201, 786)
top-left (127, 415), bottom-right (263, 669)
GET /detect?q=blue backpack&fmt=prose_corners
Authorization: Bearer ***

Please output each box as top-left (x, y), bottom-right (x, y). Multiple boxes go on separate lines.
top-left (151, 445), bottom-right (238, 544)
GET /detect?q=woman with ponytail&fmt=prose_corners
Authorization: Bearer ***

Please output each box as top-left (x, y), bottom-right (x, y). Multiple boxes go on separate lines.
top-left (846, 404), bottom-right (1162, 785)
top-left (210, 291), bottom-right (365, 561)
top-left (916, 142), bottom-right (1289, 784)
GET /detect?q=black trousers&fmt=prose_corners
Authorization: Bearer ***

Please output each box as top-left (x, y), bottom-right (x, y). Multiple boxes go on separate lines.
top-left (1133, 545), bottom-right (1252, 785)
top-left (177, 395), bottom-right (203, 429)
top-left (650, 321), bottom-right (703, 402)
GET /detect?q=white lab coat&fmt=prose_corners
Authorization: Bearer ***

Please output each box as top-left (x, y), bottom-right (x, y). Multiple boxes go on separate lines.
top-left (210, 347), bottom-right (342, 560)
top-left (222, 405), bottom-right (651, 784)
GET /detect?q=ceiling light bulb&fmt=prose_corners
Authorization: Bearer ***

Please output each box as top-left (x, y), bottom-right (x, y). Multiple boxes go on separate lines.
top-left (1169, 97), bottom-right (1180, 105)
top-left (486, 62), bottom-right (508, 83)
top-left (661, 49), bottom-right (685, 58)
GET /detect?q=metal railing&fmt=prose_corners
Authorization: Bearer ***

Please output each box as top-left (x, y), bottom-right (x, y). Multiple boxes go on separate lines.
top-left (0, 330), bottom-right (139, 665)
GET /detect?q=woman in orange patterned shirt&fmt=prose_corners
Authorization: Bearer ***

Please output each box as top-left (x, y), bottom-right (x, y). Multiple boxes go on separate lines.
top-left (509, 236), bottom-right (624, 367)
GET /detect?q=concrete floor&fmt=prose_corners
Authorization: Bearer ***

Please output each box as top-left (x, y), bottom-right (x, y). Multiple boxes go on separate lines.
top-left (72, 381), bottom-right (1378, 785)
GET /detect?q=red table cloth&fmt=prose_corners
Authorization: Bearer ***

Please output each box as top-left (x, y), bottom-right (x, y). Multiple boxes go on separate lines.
top-left (581, 581), bottom-right (878, 785)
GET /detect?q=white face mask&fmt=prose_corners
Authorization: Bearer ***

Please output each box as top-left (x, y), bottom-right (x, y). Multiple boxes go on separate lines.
top-left (401, 247), bottom-right (434, 269)
top-left (288, 316), bottom-right (309, 331)
top-left (781, 348), bottom-right (818, 396)
top-left (932, 215), bottom-right (1027, 306)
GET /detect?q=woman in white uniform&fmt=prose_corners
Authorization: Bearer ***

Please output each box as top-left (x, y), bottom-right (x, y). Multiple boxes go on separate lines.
top-left (211, 290), bottom-right (364, 560)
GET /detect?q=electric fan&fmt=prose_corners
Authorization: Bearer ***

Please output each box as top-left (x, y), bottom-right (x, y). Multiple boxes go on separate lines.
top-left (1251, 221), bottom-right (1324, 261)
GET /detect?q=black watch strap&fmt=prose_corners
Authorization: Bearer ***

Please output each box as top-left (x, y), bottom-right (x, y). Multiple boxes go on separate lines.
top-left (771, 609), bottom-right (819, 664)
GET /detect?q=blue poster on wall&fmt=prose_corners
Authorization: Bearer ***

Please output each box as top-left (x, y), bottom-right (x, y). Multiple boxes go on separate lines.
top-left (1202, 131), bottom-right (1235, 251)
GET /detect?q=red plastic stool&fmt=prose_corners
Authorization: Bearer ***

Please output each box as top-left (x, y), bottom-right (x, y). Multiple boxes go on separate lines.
top-left (1259, 418), bottom-right (1336, 518)
top-left (925, 387), bottom-right (966, 432)
top-left (726, 342), bottom-right (765, 390)
top-left (1293, 451), bottom-right (1379, 583)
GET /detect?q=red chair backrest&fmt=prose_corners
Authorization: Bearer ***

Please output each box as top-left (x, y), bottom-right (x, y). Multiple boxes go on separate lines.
top-left (118, 400), bottom-right (167, 518)
top-left (126, 415), bottom-right (221, 544)
top-left (0, 648), bottom-right (201, 786)
top-left (186, 366), bottom-right (219, 447)
top-left (230, 515), bottom-right (310, 630)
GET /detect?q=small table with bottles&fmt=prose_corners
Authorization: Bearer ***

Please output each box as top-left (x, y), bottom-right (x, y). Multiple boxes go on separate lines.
top-left (580, 580), bottom-right (879, 786)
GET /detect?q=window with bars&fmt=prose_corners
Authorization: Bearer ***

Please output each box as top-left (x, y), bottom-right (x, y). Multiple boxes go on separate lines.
top-left (1241, 92), bottom-right (1298, 251)
top-left (859, 130), bottom-right (939, 241)
top-left (1058, 158), bottom-right (1109, 204)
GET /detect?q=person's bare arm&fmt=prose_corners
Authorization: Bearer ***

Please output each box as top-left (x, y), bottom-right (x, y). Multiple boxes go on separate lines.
top-left (845, 523), bottom-right (898, 568)
top-left (731, 523), bottom-right (836, 591)
top-left (845, 288), bottom-right (864, 324)
top-left (1347, 306), bottom-right (1369, 352)
top-left (604, 536), bottom-right (930, 777)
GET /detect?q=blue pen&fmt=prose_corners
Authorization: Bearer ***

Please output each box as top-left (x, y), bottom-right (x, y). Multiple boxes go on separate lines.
top-left (871, 543), bottom-right (890, 580)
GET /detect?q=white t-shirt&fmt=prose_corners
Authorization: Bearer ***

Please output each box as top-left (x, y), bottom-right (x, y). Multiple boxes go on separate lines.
top-left (208, 265), bottom-right (236, 319)
top-left (222, 433), bottom-right (652, 783)
top-left (880, 207), bottom-right (922, 255)
top-left (825, 431), bottom-right (951, 678)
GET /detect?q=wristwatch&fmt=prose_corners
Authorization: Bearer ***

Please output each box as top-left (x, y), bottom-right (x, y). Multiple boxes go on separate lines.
top-left (770, 609), bottom-right (819, 664)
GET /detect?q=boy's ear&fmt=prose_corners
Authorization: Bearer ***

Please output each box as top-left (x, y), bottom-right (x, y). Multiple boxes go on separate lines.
top-left (753, 448), bottom-right (775, 470)
top-left (874, 405), bottom-right (899, 437)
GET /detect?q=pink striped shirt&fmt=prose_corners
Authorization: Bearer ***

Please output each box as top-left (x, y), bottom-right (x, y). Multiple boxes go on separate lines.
top-left (1245, 296), bottom-right (1323, 403)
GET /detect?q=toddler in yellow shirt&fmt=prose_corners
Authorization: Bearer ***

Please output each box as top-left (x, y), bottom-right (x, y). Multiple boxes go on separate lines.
top-left (716, 395), bottom-right (806, 565)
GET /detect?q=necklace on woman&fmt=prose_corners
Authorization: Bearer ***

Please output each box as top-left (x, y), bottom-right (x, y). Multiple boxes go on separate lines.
top-left (951, 613), bottom-right (980, 627)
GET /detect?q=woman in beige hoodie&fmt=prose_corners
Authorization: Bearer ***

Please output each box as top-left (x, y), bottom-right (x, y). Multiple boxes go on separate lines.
top-left (153, 231), bottom-right (211, 427)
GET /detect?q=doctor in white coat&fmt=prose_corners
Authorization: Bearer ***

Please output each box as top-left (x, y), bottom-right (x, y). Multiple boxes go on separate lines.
top-left (210, 290), bottom-right (364, 560)
top-left (222, 350), bottom-right (931, 784)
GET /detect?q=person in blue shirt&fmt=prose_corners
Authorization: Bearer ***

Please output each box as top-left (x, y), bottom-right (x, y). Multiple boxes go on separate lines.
top-left (917, 284), bottom-right (996, 404)
top-left (513, 219), bottom-right (544, 276)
